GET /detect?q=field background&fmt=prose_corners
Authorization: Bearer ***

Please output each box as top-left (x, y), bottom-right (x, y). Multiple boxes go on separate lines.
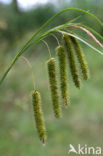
top-left (0, 0), bottom-right (103, 155)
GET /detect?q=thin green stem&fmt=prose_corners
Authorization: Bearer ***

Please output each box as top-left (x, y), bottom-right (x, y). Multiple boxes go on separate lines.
top-left (51, 33), bottom-right (60, 46)
top-left (42, 40), bottom-right (51, 58)
top-left (21, 56), bottom-right (35, 90)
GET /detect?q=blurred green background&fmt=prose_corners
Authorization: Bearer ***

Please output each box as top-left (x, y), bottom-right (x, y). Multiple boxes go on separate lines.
top-left (0, 0), bottom-right (103, 155)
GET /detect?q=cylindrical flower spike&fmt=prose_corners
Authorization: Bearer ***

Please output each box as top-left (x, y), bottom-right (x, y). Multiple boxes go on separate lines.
top-left (32, 90), bottom-right (47, 145)
top-left (70, 36), bottom-right (89, 80)
top-left (56, 46), bottom-right (69, 106)
top-left (63, 34), bottom-right (80, 88)
top-left (47, 58), bottom-right (61, 118)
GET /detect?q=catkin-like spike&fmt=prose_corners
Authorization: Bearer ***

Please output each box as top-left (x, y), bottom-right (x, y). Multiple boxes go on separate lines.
top-left (63, 34), bottom-right (80, 88)
top-left (32, 90), bottom-right (47, 144)
top-left (70, 36), bottom-right (89, 80)
top-left (56, 46), bottom-right (69, 106)
top-left (47, 58), bottom-right (61, 118)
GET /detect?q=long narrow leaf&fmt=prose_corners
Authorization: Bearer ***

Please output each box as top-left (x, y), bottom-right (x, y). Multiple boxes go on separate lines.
top-left (59, 30), bottom-right (103, 55)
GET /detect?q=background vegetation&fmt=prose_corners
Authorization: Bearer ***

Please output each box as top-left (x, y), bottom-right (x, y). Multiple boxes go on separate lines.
top-left (0, 0), bottom-right (103, 155)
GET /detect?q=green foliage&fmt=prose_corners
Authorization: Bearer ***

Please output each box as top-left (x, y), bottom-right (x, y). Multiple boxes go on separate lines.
top-left (47, 58), bottom-right (61, 118)
top-left (56, 46), bottom-right (69, 106)
top-left (63, 34), bottom-right (81, 88)
top-left (32, 90), bottom-right (47, 144)
top-left (1, 8), bottom-right (103, 85)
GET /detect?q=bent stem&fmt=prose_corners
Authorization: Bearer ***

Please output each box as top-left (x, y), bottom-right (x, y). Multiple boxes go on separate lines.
top-left (42, 40), bottom-right (51, 58)
top-left (21, 56), bottom-right (35, 90)
top-left (51, 33), bottom-right (60, 46)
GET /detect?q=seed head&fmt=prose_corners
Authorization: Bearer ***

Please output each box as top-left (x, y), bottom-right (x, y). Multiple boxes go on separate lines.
top-left (32, 90), bottom-right (47, 144)
top-left (63, 34), bottom-right (81, 88)
top-left (47, 58), bottom-right (61, 118)
top-left (56, 45), bottom-right (69, 106)
top-left (70, 36), bottom-right (89, 80)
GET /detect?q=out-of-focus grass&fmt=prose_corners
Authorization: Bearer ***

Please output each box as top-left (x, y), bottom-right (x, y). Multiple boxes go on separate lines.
top-left (0, 46), bottom-right (103, 156)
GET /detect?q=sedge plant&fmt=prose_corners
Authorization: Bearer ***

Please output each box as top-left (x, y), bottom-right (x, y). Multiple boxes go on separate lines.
top-left (0, 8), bottom-right (103, 144)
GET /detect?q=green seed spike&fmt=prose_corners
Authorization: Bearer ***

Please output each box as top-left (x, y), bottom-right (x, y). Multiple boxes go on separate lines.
top-left (63, 34), bottom-right (80, 88)
top-left (56, 46), bottom-right (69, 106)
top-left (70, 36), bottom-right (89, 80)
top-left (32, 90), bottom-right (47, 145)
top-left (47, 58), bottom-right (61, 118)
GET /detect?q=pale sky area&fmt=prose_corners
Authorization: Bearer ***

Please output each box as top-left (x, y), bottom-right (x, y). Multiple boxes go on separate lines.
top-left (0, 0), bottom-right (58, 10)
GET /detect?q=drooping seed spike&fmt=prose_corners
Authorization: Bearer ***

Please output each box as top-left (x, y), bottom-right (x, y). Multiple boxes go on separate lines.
top-left (70, 36), bottom-right (89, 80)
top-left (56, 45), bottom-right (69, 106)
top-left (63, 34), bottom-right (81, 88)
top-left (32, 90), bottom-right (47, 144)
top-left (47, 58), bottom-right (61, 118)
